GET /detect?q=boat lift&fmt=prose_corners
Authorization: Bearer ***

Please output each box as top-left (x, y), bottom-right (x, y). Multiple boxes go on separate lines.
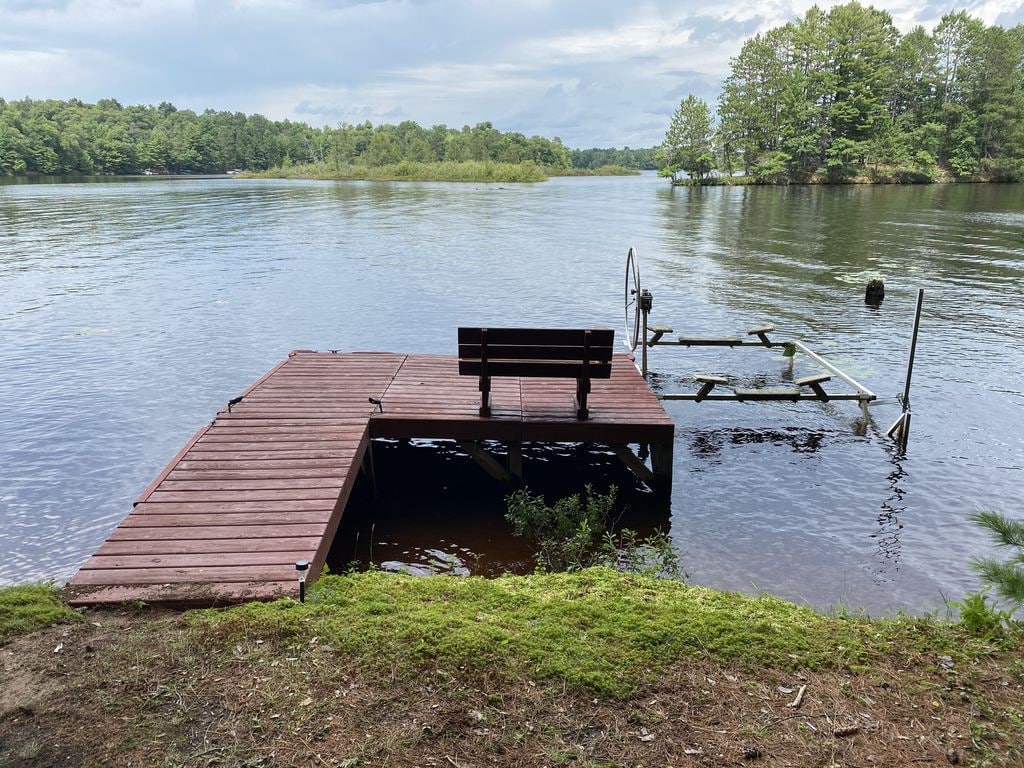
top-left (623, 247), bottom-right (921, 449)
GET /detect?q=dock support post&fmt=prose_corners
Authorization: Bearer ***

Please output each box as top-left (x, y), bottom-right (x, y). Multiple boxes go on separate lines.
top-left (457, 441), bottom-right (512, 483)
top-left (611, 444), bottom-right (657, 492)
top-left (650, 441), bottom-right (674, 497)
top-left (508, 441), bottom-right (523, 484)
top-left (363, 440), bottom-right (378, 500)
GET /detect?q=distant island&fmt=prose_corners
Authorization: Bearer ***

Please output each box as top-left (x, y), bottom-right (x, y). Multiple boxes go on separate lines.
top-left (657, 4), bottom-right (1024, 185)
top-left (0, 97), bottom-right (655, 183)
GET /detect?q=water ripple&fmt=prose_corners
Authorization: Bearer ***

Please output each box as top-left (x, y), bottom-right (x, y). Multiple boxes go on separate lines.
top-left (1, 175), bottom-right (1022, 616)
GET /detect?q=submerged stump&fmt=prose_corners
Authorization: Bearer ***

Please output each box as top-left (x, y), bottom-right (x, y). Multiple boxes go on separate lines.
top-left (865, 279), bottom-right (885, 306)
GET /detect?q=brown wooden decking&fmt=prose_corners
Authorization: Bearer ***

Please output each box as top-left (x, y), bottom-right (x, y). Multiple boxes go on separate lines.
top-left (65, 351), bottom-right (674, 607)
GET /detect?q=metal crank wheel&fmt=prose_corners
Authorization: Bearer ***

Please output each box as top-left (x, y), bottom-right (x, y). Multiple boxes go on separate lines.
top-left (624, 246), bottom-right (641, 351)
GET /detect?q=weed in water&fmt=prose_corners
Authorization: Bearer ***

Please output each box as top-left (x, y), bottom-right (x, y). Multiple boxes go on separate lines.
top-left (505, 485), bottom-right (679, 577)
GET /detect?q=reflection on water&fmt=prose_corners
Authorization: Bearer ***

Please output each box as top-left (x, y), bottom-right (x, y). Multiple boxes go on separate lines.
top-left (2, 175), bottom-right (1023, 614)
top-left (688, 428), bottom-right (826, 459)
top-left (873, 451), bottom-right (908, 583)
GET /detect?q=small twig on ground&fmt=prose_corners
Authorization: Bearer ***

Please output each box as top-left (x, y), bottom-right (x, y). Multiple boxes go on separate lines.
top-left (787, 685), bottom-right (808, 709)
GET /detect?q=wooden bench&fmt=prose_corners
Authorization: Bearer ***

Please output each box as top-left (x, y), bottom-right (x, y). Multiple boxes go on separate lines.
top-left (458, 327), bottom-right (614, 419)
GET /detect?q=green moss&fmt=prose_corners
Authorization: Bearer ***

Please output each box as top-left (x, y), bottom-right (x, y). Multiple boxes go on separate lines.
top-left (0, 584), bottom-right (80, 643)
top-left (188, 569), bottom-right (845, 696)
top-left (187, 570), bottom-right (1019, 698)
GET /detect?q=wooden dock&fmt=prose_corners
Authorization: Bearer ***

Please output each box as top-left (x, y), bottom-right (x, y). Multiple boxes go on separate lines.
top-left (65, 351), bottom-right (674, 607)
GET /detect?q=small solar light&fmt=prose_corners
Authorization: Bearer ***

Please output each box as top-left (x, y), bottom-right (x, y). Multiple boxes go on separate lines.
top-left (295, 560), bottom-right (309, 603)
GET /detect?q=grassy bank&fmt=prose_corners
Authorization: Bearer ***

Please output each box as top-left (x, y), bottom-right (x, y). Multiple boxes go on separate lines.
top-left (2, 571), bottom-right (1023, 766)
top-left (548, 165), bottom-right (640, 177)
top-left (242, 160), bottom-right (548, 183)
top-left (242, 160), bottom-right (643, 183)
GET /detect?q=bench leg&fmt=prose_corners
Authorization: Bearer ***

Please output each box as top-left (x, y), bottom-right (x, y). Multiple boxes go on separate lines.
top-left (479, 375), bottom-right (491, 417)
top-left (575, 377), bottom-right (591, 419)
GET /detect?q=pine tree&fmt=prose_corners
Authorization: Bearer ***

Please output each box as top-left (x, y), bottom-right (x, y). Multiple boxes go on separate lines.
top-left (970, 511), bottom-right (1024, 606)
top-left (658, 95), bottom-right (715, 183)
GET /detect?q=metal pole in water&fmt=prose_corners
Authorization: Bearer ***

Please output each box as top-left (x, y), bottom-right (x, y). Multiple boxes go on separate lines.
top-left (640, 289), bottom-right (653, 380)
top-left (896, 289), bottom-right (925, 449)
top-left (902, 289), bottom-right (924, 410)
top-left (641, 306), bottom-right (649, 379)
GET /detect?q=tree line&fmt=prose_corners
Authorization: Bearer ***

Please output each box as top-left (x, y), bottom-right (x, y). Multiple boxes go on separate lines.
top-left (569, 146), bottom-right (657, 170)
top-left (659, 3), bottom-right (1024, 184)
top-left (0, 97), bottom-right (656, 176)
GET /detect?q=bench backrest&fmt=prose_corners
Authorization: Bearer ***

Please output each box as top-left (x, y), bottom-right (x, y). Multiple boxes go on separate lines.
top-left (457, 327), bottom-right (614, 379)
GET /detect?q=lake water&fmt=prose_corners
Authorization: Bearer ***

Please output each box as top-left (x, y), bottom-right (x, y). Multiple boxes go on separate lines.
top-left (1, 174), bottom-right (1022, 615)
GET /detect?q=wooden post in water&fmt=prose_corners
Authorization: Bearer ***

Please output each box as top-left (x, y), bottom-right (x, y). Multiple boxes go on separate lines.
top-left (508, 441), bottom-right (523, 484)
top-left (650, 441), bottom-right (674, 496)
top-left (865, 279), bottom-right (885, 306)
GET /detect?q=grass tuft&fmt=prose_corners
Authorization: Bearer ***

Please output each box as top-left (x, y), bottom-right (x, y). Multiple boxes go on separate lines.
top-left (0, 583), bottom-right (80, 643)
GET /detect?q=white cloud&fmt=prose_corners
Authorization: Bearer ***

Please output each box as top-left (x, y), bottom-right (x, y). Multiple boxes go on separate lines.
top-left (1, 0), bottom-right (1023, 146)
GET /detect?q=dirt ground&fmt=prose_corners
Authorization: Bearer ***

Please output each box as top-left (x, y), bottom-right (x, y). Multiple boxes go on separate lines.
top-left (2, 608), bottom-right (1023, 767)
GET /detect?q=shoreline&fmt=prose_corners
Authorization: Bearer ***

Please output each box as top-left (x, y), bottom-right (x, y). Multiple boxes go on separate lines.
top-left (2, 570), bottom-right (1022, 766)
top-left (672, 172), bottom-right (1022, 188)
top-left (0, 164), bottom-right (642, 185)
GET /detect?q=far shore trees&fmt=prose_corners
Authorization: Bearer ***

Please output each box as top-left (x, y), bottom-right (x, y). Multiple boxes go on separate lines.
top-left (657, 2), bottom-right (1024, 184)
top-left (0, 98), bottom-right (656, 178)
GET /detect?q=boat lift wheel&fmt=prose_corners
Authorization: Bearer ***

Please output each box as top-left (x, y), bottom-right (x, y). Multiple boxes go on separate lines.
top-left (624, 246), bottom-right (641, 352)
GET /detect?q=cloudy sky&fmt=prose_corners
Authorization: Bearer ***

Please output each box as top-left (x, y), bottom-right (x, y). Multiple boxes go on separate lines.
top-left (2, 0), bottom-right (1024, 147)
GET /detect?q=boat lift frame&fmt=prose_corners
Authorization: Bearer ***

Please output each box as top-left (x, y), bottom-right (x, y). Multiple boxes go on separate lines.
top-left (624, 247), bottom-right (921, 446)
